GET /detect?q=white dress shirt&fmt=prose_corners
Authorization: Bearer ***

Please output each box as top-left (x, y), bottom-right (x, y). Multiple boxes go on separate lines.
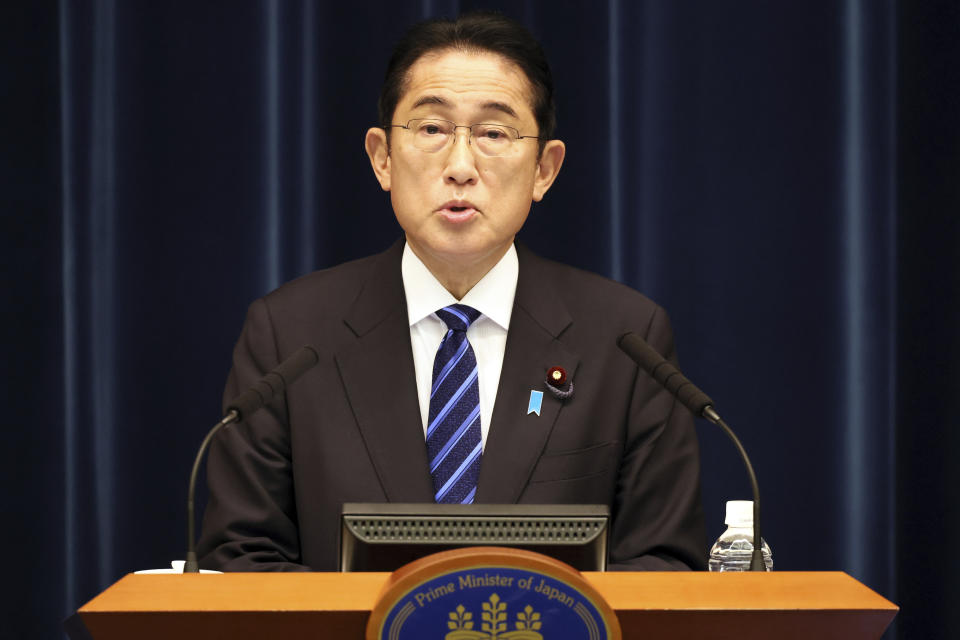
top-left (401, 242), bottom-right (518, 450)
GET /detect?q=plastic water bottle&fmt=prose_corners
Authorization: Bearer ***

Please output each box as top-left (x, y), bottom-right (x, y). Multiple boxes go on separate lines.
top-left (708, 500), bottom-right (773, 572)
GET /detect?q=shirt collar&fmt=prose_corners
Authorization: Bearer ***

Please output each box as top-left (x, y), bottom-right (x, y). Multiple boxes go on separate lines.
top-left (402, 241), bottom-right (518, 331)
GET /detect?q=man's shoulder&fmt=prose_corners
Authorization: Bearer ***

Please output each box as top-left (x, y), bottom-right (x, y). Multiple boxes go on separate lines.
top-left (518, 245), bottom-right (662, 315)
top-left (262, 241), bottom-right (401, 309)
top-left (516, 246), bottom-right (677, 359)
top-left (270, 253), bottom-right (379, 298)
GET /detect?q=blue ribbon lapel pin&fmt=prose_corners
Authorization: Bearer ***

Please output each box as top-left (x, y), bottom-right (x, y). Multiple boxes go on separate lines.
top-left (527, 390), bottom-right (544, 416)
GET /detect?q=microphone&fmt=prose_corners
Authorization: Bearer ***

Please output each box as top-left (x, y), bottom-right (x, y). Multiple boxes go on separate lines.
top-left (183, 345), bottom-right (320, 573)
top-left (617, 332), bottom-right (717, 421)
top-left (617, 332), bottom-right (766, 572)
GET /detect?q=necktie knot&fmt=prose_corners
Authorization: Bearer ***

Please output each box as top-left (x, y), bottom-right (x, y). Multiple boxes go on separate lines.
top-left (435, 304), bottom-right (481, 333)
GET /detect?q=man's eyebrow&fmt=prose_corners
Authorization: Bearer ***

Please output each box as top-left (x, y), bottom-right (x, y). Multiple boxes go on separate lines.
top-left (411, 95), bottom-right (450, 110)
top-left (480, 101), bottom-right (519, 119)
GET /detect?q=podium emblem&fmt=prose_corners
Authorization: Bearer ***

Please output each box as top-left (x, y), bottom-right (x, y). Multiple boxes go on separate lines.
top-left (445, 594), bottom-right (543, 639)
top-left (367, 547), bottom-right (620, 640)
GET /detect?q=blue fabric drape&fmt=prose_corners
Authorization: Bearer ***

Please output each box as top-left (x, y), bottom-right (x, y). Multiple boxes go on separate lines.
top-left (2, 1), bottom-right (957, 638)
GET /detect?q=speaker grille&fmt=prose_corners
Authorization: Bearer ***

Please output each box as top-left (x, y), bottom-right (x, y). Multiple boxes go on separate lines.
top-left (344, 516), bottom-right (607, 545)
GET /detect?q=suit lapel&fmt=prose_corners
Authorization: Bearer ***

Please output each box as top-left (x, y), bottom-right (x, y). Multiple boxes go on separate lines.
top-left (335, 239), bottom-right (434, 502)
top-left (476, 245), bottom-right (579, 503)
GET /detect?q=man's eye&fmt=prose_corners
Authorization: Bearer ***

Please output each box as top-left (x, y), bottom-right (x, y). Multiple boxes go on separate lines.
top-left (419, 123), bottom-right (447, 135)
top-left (478, 127), bottom-right (509, 141)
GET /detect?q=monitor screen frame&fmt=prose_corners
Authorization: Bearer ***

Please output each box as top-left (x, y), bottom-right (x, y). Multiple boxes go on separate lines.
top-left (339, 503), bottom-right (610, 572)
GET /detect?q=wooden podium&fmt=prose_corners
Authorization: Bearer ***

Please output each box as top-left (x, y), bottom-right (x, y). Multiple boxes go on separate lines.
top-left (76, 570), bottom-right (897, 639)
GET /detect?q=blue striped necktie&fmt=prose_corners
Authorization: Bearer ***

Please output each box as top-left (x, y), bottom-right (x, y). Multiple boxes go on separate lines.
top-left (427, 304), bottom-right (483, 504)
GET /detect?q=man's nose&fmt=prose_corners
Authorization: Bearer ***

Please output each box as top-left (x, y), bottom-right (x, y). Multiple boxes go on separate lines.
top-left (442, 129), bottom-right (479, 185)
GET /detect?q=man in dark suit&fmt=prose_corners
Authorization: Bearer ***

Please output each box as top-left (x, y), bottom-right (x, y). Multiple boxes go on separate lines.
top-left (198, 12), bottom-right (707, 572)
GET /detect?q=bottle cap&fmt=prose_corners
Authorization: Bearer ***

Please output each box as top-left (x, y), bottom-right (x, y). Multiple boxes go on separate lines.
top-left (724, 500), bottom-right (754, 527)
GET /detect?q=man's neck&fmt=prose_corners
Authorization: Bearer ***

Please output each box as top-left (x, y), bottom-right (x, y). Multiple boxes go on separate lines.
top-left (407, 241), bottom-right (513, 299)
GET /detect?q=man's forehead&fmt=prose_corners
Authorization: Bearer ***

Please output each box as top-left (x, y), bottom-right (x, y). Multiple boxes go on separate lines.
top-left (397, 49), bottom-right (535, 119)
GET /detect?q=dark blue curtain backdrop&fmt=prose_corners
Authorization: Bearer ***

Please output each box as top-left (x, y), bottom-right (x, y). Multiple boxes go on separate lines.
top-left (3, 1), bottom-right (958, 638)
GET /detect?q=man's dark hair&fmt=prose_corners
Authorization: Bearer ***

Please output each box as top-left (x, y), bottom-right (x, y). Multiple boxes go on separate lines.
top-left (378, 11), bottom-right (556, 143)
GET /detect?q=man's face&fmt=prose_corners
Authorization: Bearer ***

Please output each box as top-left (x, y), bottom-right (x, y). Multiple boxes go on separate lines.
top-left (366, 50), bottom-right (564, 280)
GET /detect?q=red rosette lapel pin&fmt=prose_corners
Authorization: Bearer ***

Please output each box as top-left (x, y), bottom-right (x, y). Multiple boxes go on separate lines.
top-left (545, 366), bottom-right (573, 400)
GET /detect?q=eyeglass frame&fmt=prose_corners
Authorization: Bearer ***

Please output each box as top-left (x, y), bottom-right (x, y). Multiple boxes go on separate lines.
top-left (385, 118), bottom-right (543, 156)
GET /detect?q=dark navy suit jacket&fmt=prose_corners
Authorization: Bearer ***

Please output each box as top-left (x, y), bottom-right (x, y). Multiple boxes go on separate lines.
top-left (198, 239), bottom-right (707, 571)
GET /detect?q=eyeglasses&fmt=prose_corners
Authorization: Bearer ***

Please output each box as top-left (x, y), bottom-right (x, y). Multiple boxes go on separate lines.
top-left (387, 118), bottom-right (541, 157)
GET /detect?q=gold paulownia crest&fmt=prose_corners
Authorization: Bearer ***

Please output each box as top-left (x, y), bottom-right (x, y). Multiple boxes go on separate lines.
top-left (445, 593), bottom-right (543, 640)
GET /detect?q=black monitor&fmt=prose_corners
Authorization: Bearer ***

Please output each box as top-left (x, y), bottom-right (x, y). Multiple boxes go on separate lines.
top-left (339, 503), bottom-right (609, 572)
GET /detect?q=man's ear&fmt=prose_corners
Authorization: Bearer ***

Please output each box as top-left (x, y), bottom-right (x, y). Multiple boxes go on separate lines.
top-left (532, 139), bottom-right (566, 202)
top-left (365, 127), bottom-right (391, 191)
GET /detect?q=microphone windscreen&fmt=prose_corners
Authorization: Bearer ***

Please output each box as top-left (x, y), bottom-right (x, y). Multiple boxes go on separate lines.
top-left (274, 345), bottom-right (320, 385)
top-left (617, 332), bottom-right (665, 376)
top-left (617, 332), bottom-right (714, 416)
top-left (224, 345), bottom-right (320, 420)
